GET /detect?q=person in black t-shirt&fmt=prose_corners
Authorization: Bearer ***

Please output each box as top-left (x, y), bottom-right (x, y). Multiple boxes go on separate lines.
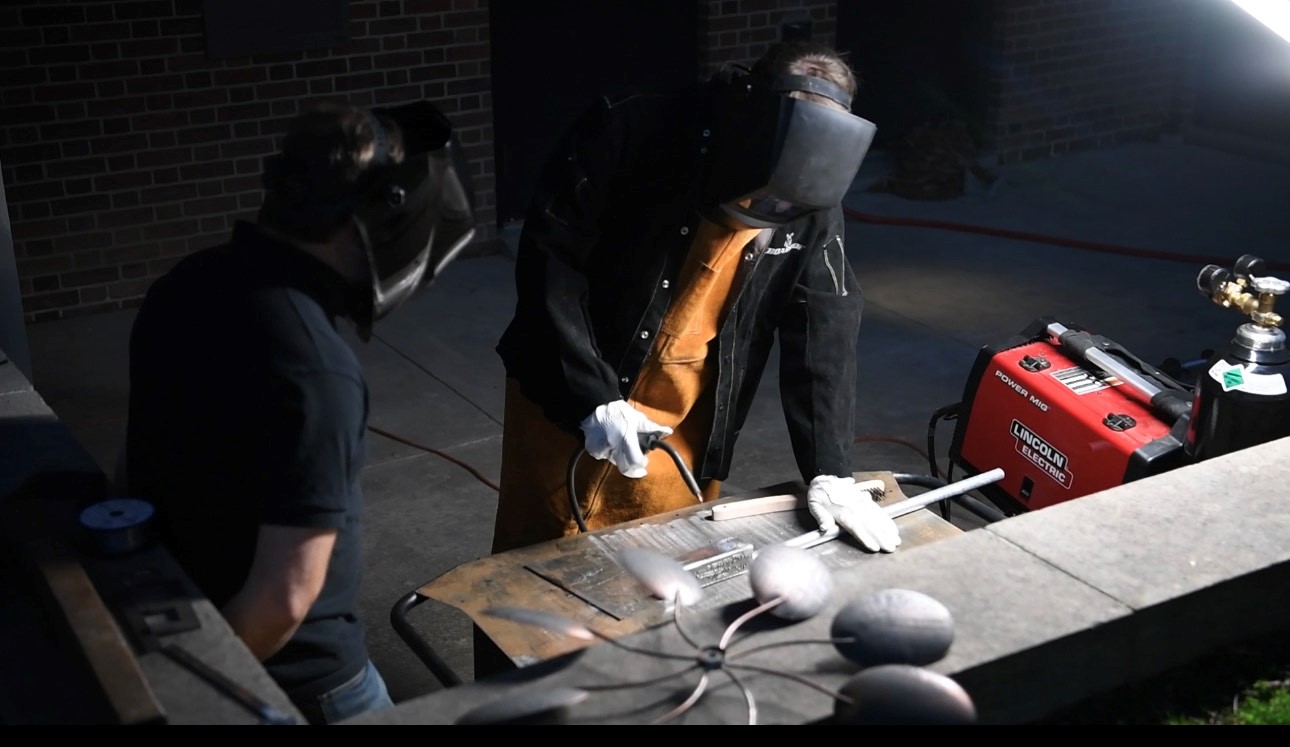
top-left (123, 100), bottom-right (474, 724)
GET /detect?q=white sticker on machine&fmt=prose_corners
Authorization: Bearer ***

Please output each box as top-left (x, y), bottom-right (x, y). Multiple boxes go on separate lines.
top-left (1209, 360), bottom-right (1288, 395)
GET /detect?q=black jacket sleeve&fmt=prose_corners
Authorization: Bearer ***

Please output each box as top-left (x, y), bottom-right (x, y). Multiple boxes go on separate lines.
top-left (776, 206), bottom-right (864, 483)
top-left (502, 98), bottom-right (629, 427)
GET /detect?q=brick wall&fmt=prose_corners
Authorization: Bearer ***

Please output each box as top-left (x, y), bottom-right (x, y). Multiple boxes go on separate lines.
top-left (2, 0), bottom-right (1202, 322)
top-left (1, 0), bottom-right (495, 323)
top-left (699, 0), bottom-right (839, 76)
top-left (984, 0), bottom-right (1194, 164)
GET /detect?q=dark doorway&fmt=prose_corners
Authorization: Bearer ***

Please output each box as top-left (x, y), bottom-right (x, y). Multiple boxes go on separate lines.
top-left (489, 2), bottom-right (699, 226)
top-left (836, 1), bottom-right (992, 150)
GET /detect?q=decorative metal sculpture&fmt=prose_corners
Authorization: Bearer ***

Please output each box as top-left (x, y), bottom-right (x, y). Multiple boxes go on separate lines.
top-left (459, 544), bottom-right (976, 725)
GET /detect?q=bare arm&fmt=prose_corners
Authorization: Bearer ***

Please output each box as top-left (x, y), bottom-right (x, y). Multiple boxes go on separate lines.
top-left (222, 524), bottom-right (337, 661)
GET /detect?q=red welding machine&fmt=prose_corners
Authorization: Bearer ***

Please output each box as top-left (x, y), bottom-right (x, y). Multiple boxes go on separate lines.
top-left (948, 317), bottom-right (1194, 514)
top-left (946, 255), bottom-right (1290, 518)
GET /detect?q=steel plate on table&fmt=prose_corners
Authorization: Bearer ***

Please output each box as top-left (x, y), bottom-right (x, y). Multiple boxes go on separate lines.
top-left (523, 509), bottom-right (834, 621)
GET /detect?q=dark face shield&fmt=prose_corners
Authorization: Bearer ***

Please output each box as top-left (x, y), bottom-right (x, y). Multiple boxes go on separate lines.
top-left (702, 73), bottom-right (877, 229)
top-left (351, 101), bottom-right (477, 339)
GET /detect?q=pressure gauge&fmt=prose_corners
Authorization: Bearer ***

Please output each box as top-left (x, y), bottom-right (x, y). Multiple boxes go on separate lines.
top-left (77, 497), bottom-right (157, 555)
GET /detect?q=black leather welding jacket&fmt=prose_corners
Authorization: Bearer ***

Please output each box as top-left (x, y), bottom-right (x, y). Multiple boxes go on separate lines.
top-left (496, 85), bottom-right (863, 484)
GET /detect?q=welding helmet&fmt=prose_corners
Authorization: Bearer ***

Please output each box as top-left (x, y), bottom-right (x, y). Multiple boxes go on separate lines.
top-left (351, 100), bottom-right (476, 339)
top-left (262, 100), bottom-right (475, 341)
top-left (700, 67), bottom-right (876, 229)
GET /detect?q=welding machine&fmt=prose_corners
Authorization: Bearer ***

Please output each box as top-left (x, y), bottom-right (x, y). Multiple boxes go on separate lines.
top-left (947, 255), bottom-right (1290, 517)
top-left (948, 316), bottom-right (1194, 515)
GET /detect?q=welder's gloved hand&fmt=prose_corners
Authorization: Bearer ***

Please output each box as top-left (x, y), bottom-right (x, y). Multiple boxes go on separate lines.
top-left (579, 400), bottom-right (673, 479)
top-left (807, 475), bottom-right (902, 553)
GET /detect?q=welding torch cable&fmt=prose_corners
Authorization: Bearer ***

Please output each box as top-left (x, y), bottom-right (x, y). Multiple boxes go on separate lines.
top-left (566, 435), bottom-right (705, 534)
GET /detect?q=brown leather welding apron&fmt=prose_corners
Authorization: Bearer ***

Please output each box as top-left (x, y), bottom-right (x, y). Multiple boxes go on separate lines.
top-left (491, 222), bottom-right (762, 553)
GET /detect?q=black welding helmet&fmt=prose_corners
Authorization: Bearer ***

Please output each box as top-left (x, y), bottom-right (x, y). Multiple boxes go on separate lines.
top-left (700, 67), bottom-right (876, 229)
top-left (351, 100), bottom-right (476, 339)
top-left (262, 100), bottom-right (476, 341)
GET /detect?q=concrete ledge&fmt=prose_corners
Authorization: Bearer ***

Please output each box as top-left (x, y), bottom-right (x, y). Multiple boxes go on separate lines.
top-left (354, 436), bottom-right (1290, 725)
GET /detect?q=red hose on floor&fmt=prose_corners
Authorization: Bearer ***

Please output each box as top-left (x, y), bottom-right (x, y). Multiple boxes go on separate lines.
top-left (842, 206), bottom-right (1290, 274)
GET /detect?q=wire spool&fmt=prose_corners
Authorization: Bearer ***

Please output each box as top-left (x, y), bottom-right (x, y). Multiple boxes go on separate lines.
top-left (77, 497), bottom-right (157, 556)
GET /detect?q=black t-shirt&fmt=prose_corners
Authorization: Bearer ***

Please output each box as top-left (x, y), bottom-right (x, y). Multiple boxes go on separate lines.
top-left (126, 221), bottom-right (370, 698)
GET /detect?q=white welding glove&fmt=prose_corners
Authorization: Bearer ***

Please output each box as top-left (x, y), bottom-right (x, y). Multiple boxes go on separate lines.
top-left (807, 474), bottom-right (902, 553)
top-left (579, 400), bottom-right (673, 479)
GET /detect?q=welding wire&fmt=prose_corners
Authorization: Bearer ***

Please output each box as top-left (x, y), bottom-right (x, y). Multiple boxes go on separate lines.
top-left (783, 468), bottom-right (1005, 551)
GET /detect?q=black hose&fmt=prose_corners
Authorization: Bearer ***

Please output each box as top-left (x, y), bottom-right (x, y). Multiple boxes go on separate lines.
top-left (925, 403), bottom-right (961, 479)
top-left (650, 438), bottom-right (705, 499)
top-left (891, 472), bottom-right (1009, 525)
top-left (566, 447), bottom-right (591, 534)
top-left (566, 435), bottom-right (704, 534)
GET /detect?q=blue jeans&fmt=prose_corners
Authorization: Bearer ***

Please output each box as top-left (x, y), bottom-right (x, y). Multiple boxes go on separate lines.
top-left (293, 659), bottom-right (394, 725)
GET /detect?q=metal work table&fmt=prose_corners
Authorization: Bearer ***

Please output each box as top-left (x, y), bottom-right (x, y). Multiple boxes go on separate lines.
top-left (392, 471), bottom-right (962, 686)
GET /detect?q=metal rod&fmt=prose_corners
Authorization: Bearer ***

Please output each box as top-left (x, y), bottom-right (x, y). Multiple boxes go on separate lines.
top-left (161, 644), bottom-right (298, 725)
top-left (390, 591), bottom-right (465, 688)
top-left (783, 468), bottom-right (1005, 550)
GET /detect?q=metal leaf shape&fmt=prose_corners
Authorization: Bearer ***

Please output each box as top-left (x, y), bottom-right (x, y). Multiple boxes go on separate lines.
top-left (616, 546), bottom-right (703, 606)
top-left (481, 606), bottom-right (596, 641)
top-left (833, 665), bottom-right (976, 725)
top-left (831, 588), bottom-right (955, 667)
top-left (748, 544), bottom-right (834, 620)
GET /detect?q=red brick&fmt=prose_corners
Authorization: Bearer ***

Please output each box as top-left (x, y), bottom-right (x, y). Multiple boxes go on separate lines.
top-left (8, 182), bottom-right (66, 203)
top-left (71, 22), bottom-right (132, 42)
top-left (102, 243), bottom-right (162, 265)
top-left (107, 277), bottom-right (153, 300)
top-left (219, 137), bottom-right (275, 158)
top-left (334, 72), bottom-right (386, 92)
top-left (143, 219), bottom-right (199, 240)
top-left (30, 274), bottom-right (60, 292)
top-left (21, 6), bottom-right (86, 25)
top-left (255, 80), bottom-right (310, 100)
top-left (155, 203), bottom-right (182, 220)
top-left (181, 194), bottom-right (239, 215)
top-left (135, 148), bottom-right (193, 169)
top-left (93, 170), bottom-right (154, 193)
top-left (214, 67), bottom-right (269, 87)
top-left (63, 266), bottom-right (121, 288)
top-left (297, 59), bottom-right (350, 78)
top-left (139, 183), bottom-right (197, 204)
top-left (176, 124), bottom-right (231, 145)
top-left (98, 206), bottom-right (156, 229)
top-left (23, 289), bottom-right (80, 312)
top-left (16, 255), bottom-right (74, 276)
top-left (45, 157), bottom-right (108, 179)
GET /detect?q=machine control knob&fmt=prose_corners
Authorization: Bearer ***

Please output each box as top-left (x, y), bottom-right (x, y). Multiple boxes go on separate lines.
top-left (1019, 355), bottom-right (1051, 372)
top-left (1103, 413), bottom-right (1137, 432)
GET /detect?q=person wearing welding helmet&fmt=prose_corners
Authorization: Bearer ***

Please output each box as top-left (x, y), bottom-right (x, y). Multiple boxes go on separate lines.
top-left (491, 41), bottom-right (900, 556)
top-left (123, 100), bottom-right (474, 724)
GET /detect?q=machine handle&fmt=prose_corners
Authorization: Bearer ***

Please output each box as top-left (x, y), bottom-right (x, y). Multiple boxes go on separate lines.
top-left (1045, 321), bottom-right (1192, 424)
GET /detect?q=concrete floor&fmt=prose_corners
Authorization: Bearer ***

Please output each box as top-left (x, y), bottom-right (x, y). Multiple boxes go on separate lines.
top-left (22, 136), bottom-right (1290, 707)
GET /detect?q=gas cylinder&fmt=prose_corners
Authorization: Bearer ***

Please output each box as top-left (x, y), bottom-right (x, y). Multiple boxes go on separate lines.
top-left (1185, 255), bottom-right (1290, 461)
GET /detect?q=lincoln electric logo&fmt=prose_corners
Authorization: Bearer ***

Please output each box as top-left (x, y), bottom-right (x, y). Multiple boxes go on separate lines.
top-left (1009, 419), bottom-right (1072, 489)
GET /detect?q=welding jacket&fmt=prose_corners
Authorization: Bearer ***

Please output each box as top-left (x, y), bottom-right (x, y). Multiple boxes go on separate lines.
top-left (495, 84), bottom-right (863, 484)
